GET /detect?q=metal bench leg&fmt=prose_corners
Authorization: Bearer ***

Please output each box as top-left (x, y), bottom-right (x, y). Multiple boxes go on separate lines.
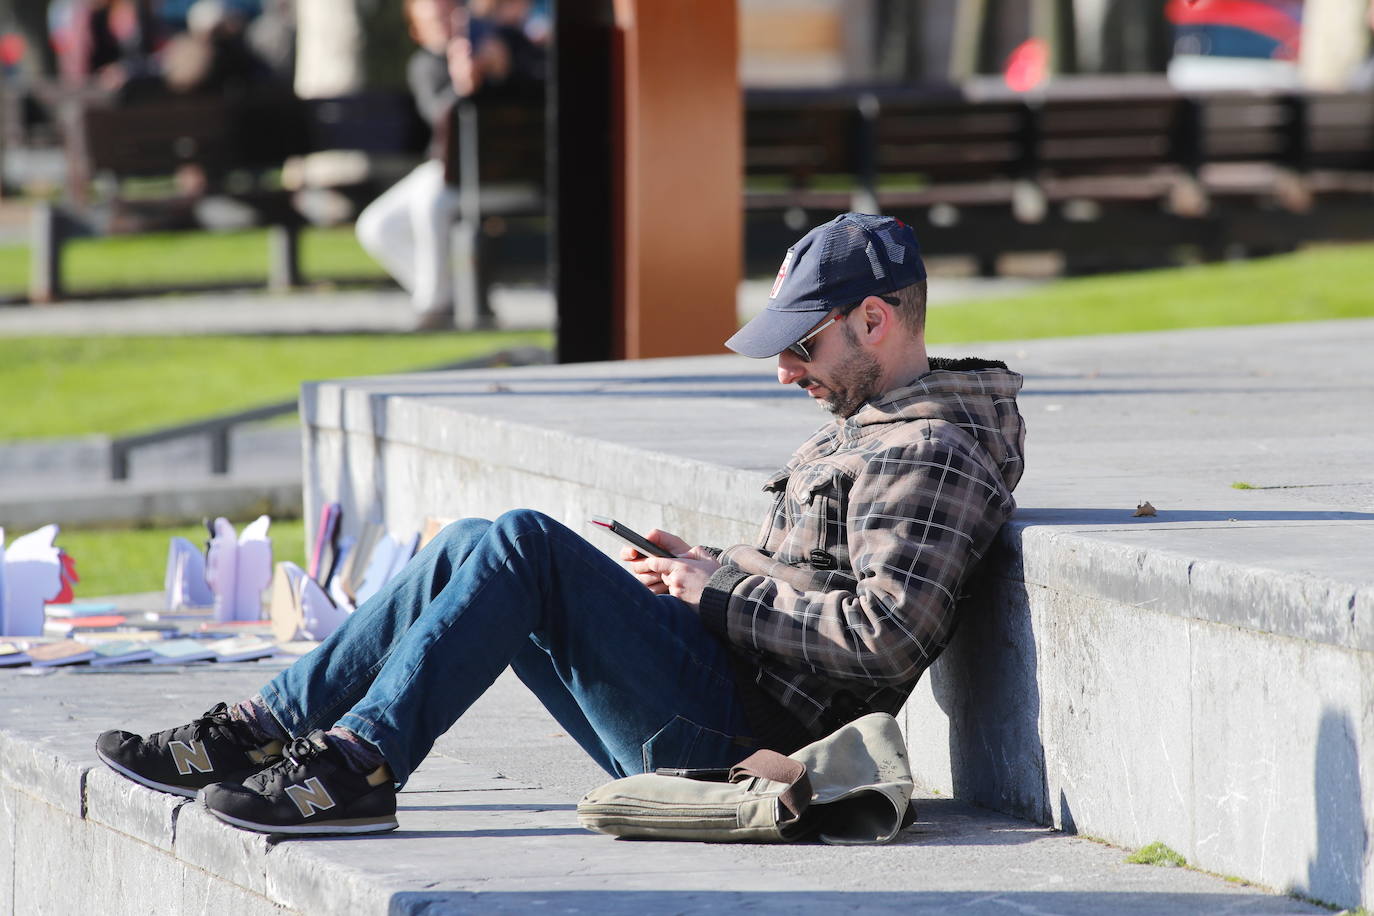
top-left (452, 219), bottom-right (492, 329)
top-left (29, 202), bottom-right (64, 303)
top-left (268, 223), bottom-right (302, 292)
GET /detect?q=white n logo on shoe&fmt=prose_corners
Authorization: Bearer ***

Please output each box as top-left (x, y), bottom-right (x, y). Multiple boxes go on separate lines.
top-left (169, 740), bottom-right (213, 776)
top-left (285, 777), bottom-right (336, 817)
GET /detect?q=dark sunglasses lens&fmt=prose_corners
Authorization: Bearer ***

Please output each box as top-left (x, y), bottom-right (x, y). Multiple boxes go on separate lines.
top-left (787, 341), bottom-right (811, 362)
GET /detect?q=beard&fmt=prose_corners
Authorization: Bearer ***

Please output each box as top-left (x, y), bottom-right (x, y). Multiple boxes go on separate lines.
top-left (799, 325), bottom-right (883, 418)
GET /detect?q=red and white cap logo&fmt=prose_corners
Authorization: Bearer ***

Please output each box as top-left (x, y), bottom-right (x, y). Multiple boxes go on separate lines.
top-left (769, 249), bottom-right (795, 299)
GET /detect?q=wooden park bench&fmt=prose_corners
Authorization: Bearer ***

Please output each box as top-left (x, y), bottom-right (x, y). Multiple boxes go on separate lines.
top-left (742, 84), bottom-right (1374, 274)
top-left (30, 90), bottom-right (547, 311)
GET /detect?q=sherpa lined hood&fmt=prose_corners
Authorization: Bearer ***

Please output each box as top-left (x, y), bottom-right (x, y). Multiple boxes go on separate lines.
top-left (849, 356), bottom-right (1026, 492)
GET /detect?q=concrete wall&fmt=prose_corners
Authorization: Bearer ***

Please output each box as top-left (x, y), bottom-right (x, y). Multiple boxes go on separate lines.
top-left (0, 735), bottom-right (297, 915)
top-left (905, 527), bottom-right (1373, 909)
top-left (300, 347), bottom-right (1373, 911)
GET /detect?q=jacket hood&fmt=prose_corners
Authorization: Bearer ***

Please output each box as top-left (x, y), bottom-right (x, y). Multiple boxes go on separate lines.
top-left (851, 356), bottom-right (1026, 491)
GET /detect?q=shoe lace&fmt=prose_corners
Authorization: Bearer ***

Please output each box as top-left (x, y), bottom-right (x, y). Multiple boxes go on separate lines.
top-left (189, 701), bottom-right (258, 747)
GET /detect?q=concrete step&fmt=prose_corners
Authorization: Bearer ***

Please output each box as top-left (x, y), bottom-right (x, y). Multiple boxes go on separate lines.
top-left (298, 319), bottom-right (1374, 910)
top-left (0, 425), bottom-right (301, 528)
top-left (0, 663), bottom-right (1327, 914)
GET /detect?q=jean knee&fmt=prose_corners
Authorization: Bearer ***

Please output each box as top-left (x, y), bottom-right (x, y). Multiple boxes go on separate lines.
top-left (427, 517), bottom-right (493, 558)
top-left (492, 508), bottom-right (555, 540)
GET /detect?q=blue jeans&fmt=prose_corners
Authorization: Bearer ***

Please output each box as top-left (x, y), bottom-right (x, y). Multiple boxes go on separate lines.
top-left (259, 510), bottom-right (757, 785)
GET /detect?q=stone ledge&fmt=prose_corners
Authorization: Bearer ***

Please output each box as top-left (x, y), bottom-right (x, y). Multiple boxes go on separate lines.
top-left (299, 322), bottom-right (1374, 909)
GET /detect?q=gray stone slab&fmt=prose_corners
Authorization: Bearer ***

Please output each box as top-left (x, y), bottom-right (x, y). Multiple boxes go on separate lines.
top-left (0, 473), bottom-right (302, 529)
top-left (0, 727), bottom-right (89, 817)
top-left (84, 766), bottom-right (185, 853)
top-left (0, 665), bottom-right (1331, 915)
top-left (0, 786), bottom-right (14, 910)
top-left (1188, 622), bottom-right (1369, 905)
top-left (296, 318), bottom-right (1374, 910)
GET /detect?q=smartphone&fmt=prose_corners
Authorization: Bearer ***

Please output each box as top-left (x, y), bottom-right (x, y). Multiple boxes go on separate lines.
top-left (590, 516), bottom-right (676, 558)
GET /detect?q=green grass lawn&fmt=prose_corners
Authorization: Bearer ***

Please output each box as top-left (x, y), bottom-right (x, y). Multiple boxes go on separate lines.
top-left (0, 226), bottom-right (385, 296)
top-left (0, 330), bottom-right (552, 440)
top-left (14, 238), bottom-right (1374, 597)
top-left (926, 243), bottom-right (1374, 344)
top-left (59, 519), bottom-right (306, 598)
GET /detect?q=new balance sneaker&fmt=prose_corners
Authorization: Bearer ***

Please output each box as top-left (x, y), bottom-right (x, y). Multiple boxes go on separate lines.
top-left (95, 702), bottom-right (284, 798)
top-left (200, 731), bottom-right (398, 835)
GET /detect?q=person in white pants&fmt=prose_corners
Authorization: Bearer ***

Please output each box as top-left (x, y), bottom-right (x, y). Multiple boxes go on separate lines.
top-left (356, 0), bottom-right (526, 330)
top-left (356, 158), bottom-right (464, 330)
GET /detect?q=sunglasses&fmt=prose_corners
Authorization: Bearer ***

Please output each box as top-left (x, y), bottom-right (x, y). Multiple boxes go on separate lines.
top-left (785, 296), bottom-right (899, 362)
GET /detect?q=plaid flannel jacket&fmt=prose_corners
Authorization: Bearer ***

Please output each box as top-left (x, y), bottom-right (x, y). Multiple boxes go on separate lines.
top-left (698, 357), bottom-right (1026, 739)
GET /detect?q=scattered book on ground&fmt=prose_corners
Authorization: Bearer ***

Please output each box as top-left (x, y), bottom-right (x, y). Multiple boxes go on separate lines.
top-left (90, 639), bottom-right (156, 666)
top-left (44, 601), bottom-right (119, 619)
top-left (206, 636), bottom-right (279, 663)
top-left (0, 641), bottom-right (32, 667)
top-left (28, 639), bottom-right (96, 667)
top-left (44, 614), bottom-right (127, 635)
top-left (148, 638), bottom-right (217, 665)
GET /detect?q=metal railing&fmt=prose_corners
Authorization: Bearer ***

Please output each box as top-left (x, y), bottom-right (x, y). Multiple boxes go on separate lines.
top-left (107, 346), bottom-right (552, 480)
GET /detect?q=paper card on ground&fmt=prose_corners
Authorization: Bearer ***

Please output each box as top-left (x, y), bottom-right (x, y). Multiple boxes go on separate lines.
top-left (165, 537), bottom-right (214, 611)
top-left (354, 531), bottom-right (418, 607)
top-left (269, 559), bottom-right (348, 641)
top-left (390, 532), bottom-right (419, 581)
top-left (270, 562), bottom-right (306, 642)
top-left (419, 516), bottom-right (456, 550)
top-left (340, 522), bottom-right (384, 605)
top-left (327, 538), bottom-right (357, 613)
top-left (2, 525), bottom-right (66, 637)
top-left (206, 515), bottom-right (273, 623)
top-left (308, 502), bottom-right (342, 586)
top-left (299, 573), bottom-right (347, 641)
top-left (234, 515), bottom-right (273, 620)
top-left (53, 552), bottom-right (78, 605)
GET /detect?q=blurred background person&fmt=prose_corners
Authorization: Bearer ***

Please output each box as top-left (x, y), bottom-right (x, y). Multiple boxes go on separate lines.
top-left (161, 0), bottom-right (281, 95)
top-left (1353, 0), bottom-right (1374, 88)
top-left (354, 0), bottom-right (543, 331)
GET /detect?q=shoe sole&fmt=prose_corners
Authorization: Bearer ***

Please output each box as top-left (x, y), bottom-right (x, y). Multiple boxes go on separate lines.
top-left (95, 748), bottom-right (200, 799)
top-left (204, 803), bottom-right (399, 836)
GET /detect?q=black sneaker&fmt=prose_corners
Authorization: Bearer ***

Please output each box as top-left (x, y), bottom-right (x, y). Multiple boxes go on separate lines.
top-left (200, 731), bottom-right (398, 836)
top-left (95, 702), bottom-right (284, 799)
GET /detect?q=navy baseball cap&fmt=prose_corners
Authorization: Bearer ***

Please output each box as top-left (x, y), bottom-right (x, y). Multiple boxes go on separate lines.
top-left (726, 212), bottom-right (927, 359)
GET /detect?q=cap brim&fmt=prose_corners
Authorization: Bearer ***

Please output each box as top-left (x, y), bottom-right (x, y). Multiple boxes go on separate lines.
top-left (725, 307), bottom-right (830, 359)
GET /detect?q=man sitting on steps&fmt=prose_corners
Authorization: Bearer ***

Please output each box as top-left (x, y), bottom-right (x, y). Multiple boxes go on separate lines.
top-left (95, 212), bottom-right (1026, 836)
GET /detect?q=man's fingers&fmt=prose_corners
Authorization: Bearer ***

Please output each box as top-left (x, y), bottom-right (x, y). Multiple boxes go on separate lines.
top-left (644, 529), bottom-right (691, 556)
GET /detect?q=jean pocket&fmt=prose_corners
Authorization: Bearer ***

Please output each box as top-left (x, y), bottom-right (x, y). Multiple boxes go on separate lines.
top-left (640, 715), bottom-right (754, 775)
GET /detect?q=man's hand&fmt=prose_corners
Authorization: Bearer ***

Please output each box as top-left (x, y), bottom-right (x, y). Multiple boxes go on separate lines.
top-left (446, 37), bottom-right (481, 96)
top-left (621, 530), bottom-right (720, 607)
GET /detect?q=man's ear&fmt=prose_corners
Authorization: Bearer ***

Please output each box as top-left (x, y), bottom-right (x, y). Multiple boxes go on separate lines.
top-left (857, 295), bottom-right (895, 344)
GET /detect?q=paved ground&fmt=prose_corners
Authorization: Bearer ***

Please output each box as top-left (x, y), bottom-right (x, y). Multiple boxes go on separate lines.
top-left (0, 656), bottom-right (1329, 914)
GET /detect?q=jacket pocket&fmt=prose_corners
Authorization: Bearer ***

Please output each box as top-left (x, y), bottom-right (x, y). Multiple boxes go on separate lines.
top-left (794, 469), bottom-right (846, 561)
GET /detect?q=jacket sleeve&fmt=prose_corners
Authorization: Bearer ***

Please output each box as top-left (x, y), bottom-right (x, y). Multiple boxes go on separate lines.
top-left (697, 435), bottom-right (1013, 685)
